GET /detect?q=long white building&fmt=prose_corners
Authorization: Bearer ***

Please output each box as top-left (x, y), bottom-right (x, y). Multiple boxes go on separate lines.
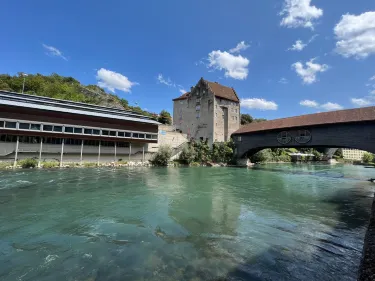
top-left (0, 90), bottom-right (160, 166)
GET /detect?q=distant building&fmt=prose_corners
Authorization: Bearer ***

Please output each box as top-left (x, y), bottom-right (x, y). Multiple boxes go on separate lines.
top-left (342, 148), bottom-right (367, 161)
top-left (172, 78), bottom-right (240, 145)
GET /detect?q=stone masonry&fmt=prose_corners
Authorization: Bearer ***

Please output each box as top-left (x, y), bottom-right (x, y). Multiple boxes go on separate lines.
top-left (173, 78), bottom-right (240, 145)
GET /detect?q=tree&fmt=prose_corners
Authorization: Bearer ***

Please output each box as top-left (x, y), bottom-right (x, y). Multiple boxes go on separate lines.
top-left (0, 73), bottom-right (158, 118)
top-left (334, 148), bottom-right (343, 159)
top-left (151, 145), bottom-right (172, 166)
top-left (253, 118), bottom-right (267, 123)
top-left (241, 114), bottom-right (253, 125)
top-left (179, 145), bottom-right (196, 165)
top-left (211, 141), bottom-right (234, 163)
top-left (362, 152), bottom-right (374, 164)
top-left (250, 149), bottom-right (273, 163)
top-left (158, 110), bottom-right (172, 125)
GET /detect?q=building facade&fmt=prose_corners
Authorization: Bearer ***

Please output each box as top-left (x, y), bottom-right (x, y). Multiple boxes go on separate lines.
top-left (342, 148), bottom-right (367, 161)
top-left (0, 91), bottom-right (159, 165)
top-left (172, 78), bottom-right (240, 145)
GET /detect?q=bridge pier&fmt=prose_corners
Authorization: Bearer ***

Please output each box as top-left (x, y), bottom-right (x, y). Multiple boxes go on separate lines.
top-left (236, 158), bottom-right (253, 167)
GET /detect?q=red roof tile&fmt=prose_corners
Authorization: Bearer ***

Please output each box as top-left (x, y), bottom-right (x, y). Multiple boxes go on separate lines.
top-left (204, 80), bottom-right (239, 102)
top-left (234, 106), bottom-right (375, 134)
top-left (172, 92), bottom-right (190, 101)
top-left (172, 78), bottom-right (240, 102)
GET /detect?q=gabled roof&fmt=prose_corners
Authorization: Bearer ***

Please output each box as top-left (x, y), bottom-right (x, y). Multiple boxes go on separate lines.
top-left (204, 80), bottom-right (239, 102)
top-left (233, 106), bottom-right (375, 135)
top-left (172, 78), bottom-right (240, 102)
top-left (172, 92), bottom-right (190, 101)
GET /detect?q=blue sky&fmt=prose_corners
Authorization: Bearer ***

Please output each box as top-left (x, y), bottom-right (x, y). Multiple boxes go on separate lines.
top-left (1, 0), bottom-right (375, 120)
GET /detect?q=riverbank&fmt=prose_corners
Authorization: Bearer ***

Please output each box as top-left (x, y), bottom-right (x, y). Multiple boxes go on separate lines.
top-left (0, 160), bottom-right (153, 169)
top-left (358, 194), bottom-right (375, 281)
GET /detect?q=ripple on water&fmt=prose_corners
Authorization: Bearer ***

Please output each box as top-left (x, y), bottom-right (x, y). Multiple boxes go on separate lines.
top-left (0, 165), bottom-right (373, 281)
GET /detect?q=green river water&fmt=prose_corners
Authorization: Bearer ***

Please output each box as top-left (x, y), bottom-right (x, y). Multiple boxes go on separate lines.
top-left (0, 164), bottom-right (374, 281)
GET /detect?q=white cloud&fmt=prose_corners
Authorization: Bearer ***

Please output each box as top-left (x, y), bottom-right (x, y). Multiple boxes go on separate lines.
top-left (157, 74), bottom-right (175, 87)
top-left (300, 100), bottom-right (343, 111)
top-left (157, 74), bottom-right (186, 95)
top-left (280, 0), bottom-right (323, 29)
top-left (96, 68), bottom-right (137, 93)
top-left (42, 44), bottom-right (68, 61)
top-left (320, 102), bottom-right (343, 111)
top-left (371, 90), bottom-right (375, 95)
top-left (292, 58), bottom-right (329, 84)
top-left (334, 12), bottom-right (375, 59)
top-left (288, 40), bottom-right (307, 51)
top-left (300, 99), bottom-right (319, 107)
top-left (370, 75), bottom-right (375, 81)
top-left (208, 50), bottom-right (250, 80)
top-left (229, 41), bottom-right (250, 54)
top-left (288, 35), bottom-right (318, 51)
top-left (351, 98), bottom-right (372, 107)
top-left (279, 77), bottom-right (289, 84)
top-left (241, 98), bottom-right (278, 110)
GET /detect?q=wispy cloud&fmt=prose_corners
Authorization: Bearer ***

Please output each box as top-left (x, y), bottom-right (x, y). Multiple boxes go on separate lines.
top-left (157, 74), bottom-right (186, 94)
top-left (351, 98), bottom-right (372, 107)
top-left (288, 35), bottom-right (318, 51)
top-left (229, 41), bottom-right (250, 54)
top-left (157, 74), bottom-right (175, 87)
top-left (279, 78), bottom-right (289, 84)
top-left (300, 99), bottom-right (343, 111)
top-left (42, 44), bottom-right (68, 61)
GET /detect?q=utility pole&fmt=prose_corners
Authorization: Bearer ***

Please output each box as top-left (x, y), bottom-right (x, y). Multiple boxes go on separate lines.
top-left (21, 73), bottom-right (28, 94)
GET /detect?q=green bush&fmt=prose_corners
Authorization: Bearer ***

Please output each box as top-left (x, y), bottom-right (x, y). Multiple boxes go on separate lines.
top-left (211, 141), bottom-right (235, 163)
top-left (150, 145), bottom-right (172, 166)
top-left (42, 161), bottom-right (59, 168)
top-left (83, 162), bottom-right (98, 167)
top-left (179, 145), bottom-right (196, 165)
top-left (362, 152), bottom-right (374, 163)
top-left (0, 162), bottom-right (11, 169)
top-left (19, 158), bottom-right (38, 168)
top-left (251, 149), bottom-right (273, 163)
top-left (190, 162), bottom-right (201, 167)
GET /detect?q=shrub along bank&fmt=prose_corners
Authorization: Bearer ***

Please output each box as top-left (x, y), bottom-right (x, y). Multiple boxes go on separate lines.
top-left (178, 140), bottom-right (236, 166)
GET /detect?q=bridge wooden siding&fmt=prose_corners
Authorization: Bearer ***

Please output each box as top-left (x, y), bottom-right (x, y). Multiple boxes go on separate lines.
top-left (232, 107), bottom-right (375, 158)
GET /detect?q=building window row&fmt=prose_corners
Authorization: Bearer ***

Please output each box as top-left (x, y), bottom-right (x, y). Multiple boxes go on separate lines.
top-left (0, 134), bottom-right (131, 147)
top-left (0, 119), bottom-right (157, 140)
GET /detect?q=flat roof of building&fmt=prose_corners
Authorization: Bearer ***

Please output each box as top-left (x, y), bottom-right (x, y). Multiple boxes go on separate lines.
top-left (0, 90), bottom-right (159, 125)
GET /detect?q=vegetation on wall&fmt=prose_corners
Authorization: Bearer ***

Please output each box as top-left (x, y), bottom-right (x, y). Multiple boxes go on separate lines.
top-left (0, 73), bottom-right (168, 120)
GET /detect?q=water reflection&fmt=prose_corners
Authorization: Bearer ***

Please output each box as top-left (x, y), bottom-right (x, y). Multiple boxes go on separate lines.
top-left (0, 165), bottom-right (373, 281)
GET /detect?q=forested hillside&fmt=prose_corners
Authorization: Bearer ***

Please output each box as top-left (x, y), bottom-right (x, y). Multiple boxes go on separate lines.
top-left (0, 73), bottom-right (159, 120)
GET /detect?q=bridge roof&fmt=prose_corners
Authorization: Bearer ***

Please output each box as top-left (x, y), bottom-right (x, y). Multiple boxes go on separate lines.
top-left (234, 106), bottom-right (375, 135)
